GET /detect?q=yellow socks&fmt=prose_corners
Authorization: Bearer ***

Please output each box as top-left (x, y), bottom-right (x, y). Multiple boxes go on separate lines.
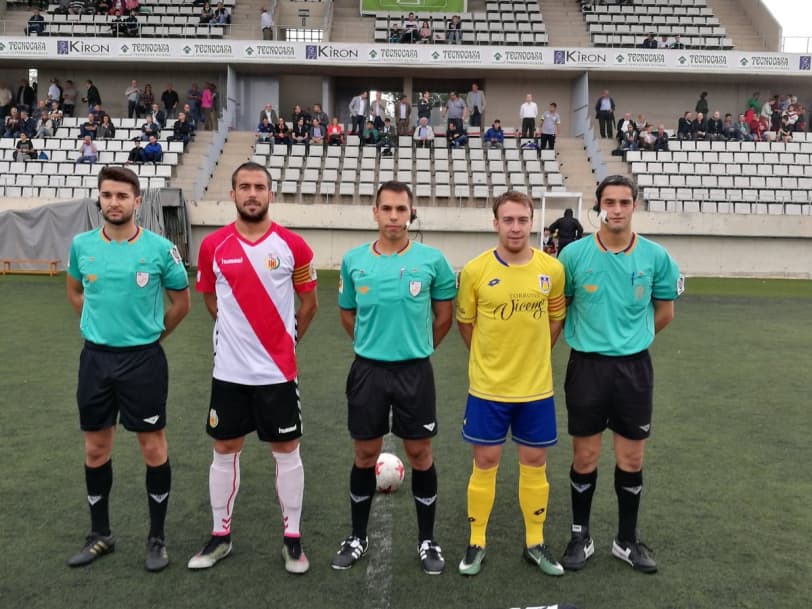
top-left (518, 463), bottom-right (550, 547)
top-left (466, 462), bottom-right (498, 547)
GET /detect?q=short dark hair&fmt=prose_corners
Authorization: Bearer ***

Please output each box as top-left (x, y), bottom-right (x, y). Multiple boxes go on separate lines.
top-left (97, 166), bottom-right (140, 196)
top-left (231, 161), bottom-right (273, 190)
top-left (595, 174), bottom-right (638, 203)
top-left (375, 180), bottom-right (414, 208)
top-left (549, 102), bottom-right (557, 108)
top-left (492, 190), bottom-right (534, 219)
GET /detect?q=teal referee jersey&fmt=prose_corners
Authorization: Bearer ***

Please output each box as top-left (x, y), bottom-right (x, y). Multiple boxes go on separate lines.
top-left (338, 241), bottom-right (456, 362)
top-left (559, 233), bottom-right (681, 356)
top-left (68, 226), bottom-right (189, 347)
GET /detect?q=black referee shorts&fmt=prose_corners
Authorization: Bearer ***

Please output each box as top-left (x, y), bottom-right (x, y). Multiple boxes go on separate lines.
top-left (345, 356), bottom-right (437, 441)
top-left (77, 341), bottom-right (168, 432)
top-left (564, 349), bottom-right (653, 440)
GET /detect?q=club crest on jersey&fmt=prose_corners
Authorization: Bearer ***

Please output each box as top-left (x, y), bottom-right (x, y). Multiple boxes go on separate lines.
top-left (208, 408), bottom-right (219, 428)
top-left (135, 271), bottom-right (149, 287)
top-left (265, 254), bottom-right (280, 270)
top-left (409, 280), bottom-right (422, 297)
top-left (538, 274), bottom-right (551, 294)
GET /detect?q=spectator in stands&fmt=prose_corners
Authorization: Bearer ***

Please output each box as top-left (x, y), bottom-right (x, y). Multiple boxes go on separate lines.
top-left (80, 114), bottom-right (98, 139)
top-left (446, 15), bottom-right (462, 44)
top-left (213, 2), bottom-right (231, 25)
top-left (482, 119), bottom-right (504, 148)
top-left (3, 108), bottom-right (21, 138)
top-left (200, 2), bottom-right (214, 25)
top-left (48, 103), bottom-right (63, 130)
top-left (416, 91), bottom-right (432, 124)
top-left (659, 34), bottom-right (671, 49)
top-left (746, 92), bottom-right (761, 114)
top-left (413, 116), bottom-right (434, 148)
top-left (201, 84), bottom-right (214, 131)
top-left (24, 9), bottom-right (46, 36)
top-left (141, 114), bottom-right (160, 141)
top-left (125, 79), bottom-right (141, 119)
top-left (616, 112), bottom-right (633, 145)
top-left (735, 114), bottom-right (751, 141)
top-left (139, 84), bottom-right (154, 116)
top-left (721, 114), bottom-right (738, 140)
top-left (695, 92), bottom-right (709, 116)
top-left (693, 112), bottom-right (708, 140)
top-left (749, 113), bottom-right (766, 141)
top-left (290, 116), bottom-right (310, 148)
top-left (443, 92), bottom-right (466, 133)
top-left (594, 89), bottom-right (615, 139)
top-left (16, 79), bottom-right (36, 113)
top-left (378, 118), bottom-right (396, 155)
top-left (777, 114), bottom-right (793, 142)
top-left (640, 33), bottom-right (657, 48)
top-left (0, 82), bottom-right (11, 124)
top-left (638, 125), bottom-right (656, 151)
top-left (69, 0), bottom-right (87, 15)
top-left (401, 12), bottom-right (419, 43)
top-left (671, 34), bottom-right (685, 49)
top-left (54, 0), bottom-right (71, 14)
top-left (187, 83), bottom-right (202, 124)
top-left (653, 125), bottom-right (669, 152)
top-left (634, 114), bottom-right (648, 133)
top-left (446, 122), bottom-right (467, 149)
top-left (272, 116), bottom-right (290, 147)
top-left (47, 79), bottom-right (61, 105)
top-left (312, 104), bottom-right (329, 127)
top-left (542, 227), bottom-right (556, 256)
top-left (126, 137), bottom-right (145, 164)
top-left (361, 120), bottom-right (380, 146)
top-left (19, 111), bottom-right (37, 138)
top-left (310, 118), bottom-right (326, 146)
top-left (92, 103), bottom-right (109, 124)
top-left (15, 133), bottom-right (37, 162)
top-left (677, 111), bottom-right (694, 140)
top-left (290, 104), bottom-right (306, 124)
top-left (520, 138), bottom-right (538, 151)
top-left (467, 83), bottom-right (486, 129)
top-left (96, 0), bottom-right (112, 14)
top-left (548, 208), bottom-right (583, 254)
top-left (619, 121), bottom-right (638, 151)
top-left (388, 22), bottom-right (402, 43)
top-left (348, 91), bottom-right (368, 135)
top-left (161, 83), bottom-right (179, 119)
top-left (371, 92), bottom-right (386, 130)
top-left (143, 135), bottom-right (163, 163)
top-left (395, 95), bottom-right (411, 136)
top-left (707, 111), bottom-right (724, 140)
top-left (794, 105), bottom-right (806, 132)
top-left (418, 20), bottom-right (432, 44)
top-left (168, 111), bottom-right (192, 145)
top-left (76, 135), bottom-right (98, 164)
top-left (519, 93), bottom-right (538, 140)
top-left (150, 103), bottom-right (166, 129)
top-left (327, 117), bottom-right (343, 146)
top-left (256, 117), bottom-right (273, 142)
top-left (260, 7), bottom-right (273, 40)
top-left (259, 103), bottom-right (278, 125)
top-left (540, 102), bottom-right (561, 150)
top-left (97, 114), bottom-right (116, 139)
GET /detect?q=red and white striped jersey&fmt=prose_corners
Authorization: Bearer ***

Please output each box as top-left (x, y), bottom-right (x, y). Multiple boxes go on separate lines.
top-left (196, 222), bottom-right (316, 385)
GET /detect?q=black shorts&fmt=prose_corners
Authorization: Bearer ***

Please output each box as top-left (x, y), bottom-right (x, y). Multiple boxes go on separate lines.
top-left (77, 341), bottom-right (168, 432)
top-left (346, 356), bottom-right (437, 441)
top-left (564, 349), bottom-right (653, 440)
top-left (207, 378), bottom-right (302, 443)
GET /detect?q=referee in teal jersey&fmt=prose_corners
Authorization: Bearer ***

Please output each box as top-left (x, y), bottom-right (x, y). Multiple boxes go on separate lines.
top-left (558, 175), bottom-right (681, 574)
top-left (331, 181), bottom-right (457, 575)
top-left (65, 166), bottom-right (190, 572)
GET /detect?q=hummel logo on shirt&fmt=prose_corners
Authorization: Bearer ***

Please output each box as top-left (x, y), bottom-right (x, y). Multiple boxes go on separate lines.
top-left (422, 422), bottom-right (436, 432)
top-left (220, 257), bottom-right (244, 265)
top-left (150, 493), bottom-right (169, 504)
top-left (143, 415), bottom-right (160, 425)
top-left (88, 495), bottom-right (103, 506)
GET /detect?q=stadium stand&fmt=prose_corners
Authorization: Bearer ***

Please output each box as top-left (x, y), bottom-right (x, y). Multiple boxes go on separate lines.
top-left (579, 0), bottom-right (734, 50)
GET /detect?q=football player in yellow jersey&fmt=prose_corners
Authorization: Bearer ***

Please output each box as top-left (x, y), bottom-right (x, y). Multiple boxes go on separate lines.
top-left (456, 191), bottom-right (566, 577)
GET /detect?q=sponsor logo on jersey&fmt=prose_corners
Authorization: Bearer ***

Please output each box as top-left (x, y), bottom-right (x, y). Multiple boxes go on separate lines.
top-left (135, 271), bottom-right (150, 287)
top-left (409, 280), bottom-right (422, 296)
top-left (677, 274), bottom-right (686, 296)
top-left (220, 257), bottom-right (243, 265)
top-left (308, 261), bottom-right (317, 280)
top-left (538, 274), bottom-right (551, 294)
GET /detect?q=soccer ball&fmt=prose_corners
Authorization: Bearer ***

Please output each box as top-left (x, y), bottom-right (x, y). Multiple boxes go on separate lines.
top-left (375, 452), bottom-right (405, 493)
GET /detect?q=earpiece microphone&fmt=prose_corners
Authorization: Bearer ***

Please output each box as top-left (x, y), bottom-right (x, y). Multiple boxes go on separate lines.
top-left (599, 209), bottom-right (608, 224)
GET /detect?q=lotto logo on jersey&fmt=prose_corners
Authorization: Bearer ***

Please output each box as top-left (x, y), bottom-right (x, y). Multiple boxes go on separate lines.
top-left (265, 254), bottom-right (280, 270)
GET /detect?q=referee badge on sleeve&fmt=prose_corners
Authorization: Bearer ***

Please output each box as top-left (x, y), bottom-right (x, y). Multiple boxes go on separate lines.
top-left (135, 271), bottom-right (150, 287)
top-left (409, 280), bottom-right (422, 297)
top-left (677, 274), bottom-right (686, 296)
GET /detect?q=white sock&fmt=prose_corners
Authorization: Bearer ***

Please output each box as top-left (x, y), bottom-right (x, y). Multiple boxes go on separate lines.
top-left (210, 450), bottom-right (240, 536)
top-left (273, 445), bottom-right (304, 538)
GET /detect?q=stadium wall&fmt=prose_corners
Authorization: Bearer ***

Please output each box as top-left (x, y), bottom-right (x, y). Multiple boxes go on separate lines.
top-left (187, 203), bottom-right (812, 278)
